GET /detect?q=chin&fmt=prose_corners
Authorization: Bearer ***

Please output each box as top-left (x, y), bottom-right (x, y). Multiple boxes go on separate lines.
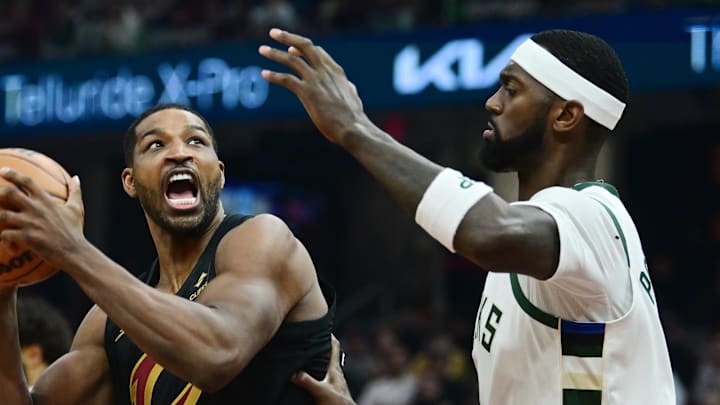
top-left (166, 218), bottom-right (207, 235)
top-left (480, 155), bottom-right (511, 173)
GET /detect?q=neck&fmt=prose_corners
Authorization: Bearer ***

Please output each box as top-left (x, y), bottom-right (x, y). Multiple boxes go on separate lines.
top-left (516, 153), bottom-right (598, 200)
top-left (146, 207), bottom-right (225, 293)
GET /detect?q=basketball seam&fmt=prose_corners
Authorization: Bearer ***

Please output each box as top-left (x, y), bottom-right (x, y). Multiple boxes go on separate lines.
top-left (1, 259), bottom-right (46, 283)
top-left (0, 152), bottom-right (69, 193)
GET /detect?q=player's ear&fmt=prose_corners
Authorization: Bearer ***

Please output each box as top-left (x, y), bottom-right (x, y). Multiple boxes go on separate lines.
top-left (553, 99), bottom-right (584, 134)
top-left (219, 161), bottom-right (225, 189)
top-left (121, 168), bottom-right (137, 198)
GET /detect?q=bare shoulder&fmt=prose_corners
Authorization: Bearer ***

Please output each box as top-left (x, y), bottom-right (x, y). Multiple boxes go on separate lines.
top-left (216, 213), bottom-right (300, 273)
top-left (235, 213), bottom-right (295, 245)
top-left (213, 214), bottom-right (319, 310)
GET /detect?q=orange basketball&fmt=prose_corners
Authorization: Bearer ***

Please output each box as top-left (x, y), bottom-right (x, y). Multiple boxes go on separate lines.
top-left (0, 148), bottom-right (72, 287)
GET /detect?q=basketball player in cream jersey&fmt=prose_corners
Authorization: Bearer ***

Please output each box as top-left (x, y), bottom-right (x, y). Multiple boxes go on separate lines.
top-left (260, 28), bottom-right (675, 404)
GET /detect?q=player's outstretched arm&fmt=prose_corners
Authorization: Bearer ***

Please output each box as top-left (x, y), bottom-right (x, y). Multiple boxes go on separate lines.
top-left (0, 289), bottom-right (112, 405)
top-left (292, 335), bottom-right (355, 405)
top-left (259, 30), bottom-right (559, 279)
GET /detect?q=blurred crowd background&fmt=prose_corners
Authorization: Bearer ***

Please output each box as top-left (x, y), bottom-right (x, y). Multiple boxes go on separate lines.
top-left (0, 0), bottom-right (718, 61)
top-left (2, 1), bottom-right (720, 404)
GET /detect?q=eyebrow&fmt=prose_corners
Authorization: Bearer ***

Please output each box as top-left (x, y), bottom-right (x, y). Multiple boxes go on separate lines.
top-left (140, 124), bottom-right (208, 139)
top-left (499, 70), bottom-right (520, 85)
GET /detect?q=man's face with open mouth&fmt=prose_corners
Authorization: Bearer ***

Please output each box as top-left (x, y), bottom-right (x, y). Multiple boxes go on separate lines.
top-left (128, 108), bottom-right (224, 235)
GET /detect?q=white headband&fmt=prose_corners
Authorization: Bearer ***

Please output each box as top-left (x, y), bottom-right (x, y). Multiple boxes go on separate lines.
top-left (510, 39), bottom-right (626, 130)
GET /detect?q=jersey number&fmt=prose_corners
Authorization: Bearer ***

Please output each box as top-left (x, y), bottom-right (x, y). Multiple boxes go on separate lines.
top-left (475, 297), bottom-right (503, 353)
top-left (481, 304), bottom-right (503, 352)
top-left (130, 354), bottom-right (202, 405)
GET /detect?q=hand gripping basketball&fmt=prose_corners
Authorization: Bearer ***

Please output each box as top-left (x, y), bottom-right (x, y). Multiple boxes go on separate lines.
top-left (0, 148), bottom-right (85, 287)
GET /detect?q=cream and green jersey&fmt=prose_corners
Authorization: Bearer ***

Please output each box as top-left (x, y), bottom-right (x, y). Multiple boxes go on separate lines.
top-left (471, 182), bottom-right (674, 404)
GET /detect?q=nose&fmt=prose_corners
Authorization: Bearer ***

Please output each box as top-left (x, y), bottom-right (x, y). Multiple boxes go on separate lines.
top-left (166, 141), bottom-right (193, 163)
top-left (485, 88), bottom-right (502, 115)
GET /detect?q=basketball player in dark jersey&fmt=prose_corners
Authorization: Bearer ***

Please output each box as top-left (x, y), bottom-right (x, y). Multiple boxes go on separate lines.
top-left (0, 104), bottom-right (334, 404)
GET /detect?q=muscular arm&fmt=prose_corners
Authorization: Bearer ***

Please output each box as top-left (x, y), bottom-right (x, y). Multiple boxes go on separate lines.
top-left (259, 30), bottom-right (559, 279)
top-left (0, 289), bottom-right (111, 405)
top-left (0, 170), bottom-right (321, 393)
top-left (57, 215), bottom-right (317, 392)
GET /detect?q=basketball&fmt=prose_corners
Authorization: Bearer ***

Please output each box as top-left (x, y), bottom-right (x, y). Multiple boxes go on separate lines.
top-left (0, 148), bottom-right (73, 287)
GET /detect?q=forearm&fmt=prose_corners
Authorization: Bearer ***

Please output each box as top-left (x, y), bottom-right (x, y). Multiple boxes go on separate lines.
top-left (341, 119), bottom-right (444, 215)
top-left (0, 289), bottom-right (32, 405)
top-left (61, 242), bottom-right (237, 388)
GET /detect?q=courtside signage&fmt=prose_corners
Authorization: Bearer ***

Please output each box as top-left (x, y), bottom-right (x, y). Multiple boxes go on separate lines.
top-left (0, 9), bottom-right (717, 137)
top-left (393, 35), bottom-right (532, 95)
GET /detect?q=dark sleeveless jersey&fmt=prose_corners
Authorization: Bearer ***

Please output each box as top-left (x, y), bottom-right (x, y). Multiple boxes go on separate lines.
top-left (104, 214), bottom-right (335, 405)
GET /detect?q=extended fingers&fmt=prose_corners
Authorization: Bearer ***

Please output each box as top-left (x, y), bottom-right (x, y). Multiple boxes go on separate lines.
top-left (268, 28), bottom-right (321, 66)
top-left (259, 44), bottom-right (312, 78)
top-left (313, 46), bottom-right (345, 75)
top-left (260, 69), bottom-right (303, 92)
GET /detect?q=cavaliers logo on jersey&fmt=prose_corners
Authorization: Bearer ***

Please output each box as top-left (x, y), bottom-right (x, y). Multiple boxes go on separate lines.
top-left (130, 354), bottom-right (202, 405)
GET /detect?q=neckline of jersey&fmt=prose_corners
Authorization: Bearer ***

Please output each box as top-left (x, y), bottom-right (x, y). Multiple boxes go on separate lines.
top-left (571, 181), bottom-right (620, 198)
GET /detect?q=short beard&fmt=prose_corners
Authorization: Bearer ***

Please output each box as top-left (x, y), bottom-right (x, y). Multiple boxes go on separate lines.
top-left (480, 110), bottom-right (548, 172)
top-left (136, 172), bottom-right (223, 236)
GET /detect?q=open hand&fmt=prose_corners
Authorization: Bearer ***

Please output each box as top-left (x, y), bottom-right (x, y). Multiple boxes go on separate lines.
top-left (259, 29), bottom-right (370, 147)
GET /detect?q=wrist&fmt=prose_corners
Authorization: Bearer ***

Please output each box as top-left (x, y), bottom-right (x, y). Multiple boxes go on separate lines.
top-left (56, 237), bottom-right (95, 278)
top-left (340, 116), bottom-right (389, 153)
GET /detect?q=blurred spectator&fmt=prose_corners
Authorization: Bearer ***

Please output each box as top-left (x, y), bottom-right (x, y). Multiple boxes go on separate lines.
top-left (357, 328), bottom-right (418, 405)
top-left (205, 0), bottom-right (248, 41)
top-left (17, 296), bottom-right (73, 387)
top-left (248, 0), bottom-right (301, 38)
top-left (412, 371), bottom-right (451, 405)
top-left (313, 0), bottom-right (369, 33)
top-left (4, 0), bottom-right (696, 61)
top-left (368, 0), bottom-right (418, 32)
top-left (693, 329), bottom-right (720, 404)
top-left (0, 0), bottom-right (43, 59)
top-left (411, 333), bottom-right (474, 403)
top-left (104, 1), bottom-right (144, 52)
top-left (41, 0), bottom-right (79, 58)
top-left (462, 0), bottom-right (539, 21)
top-left (337, 324), bottom-right (377, 397)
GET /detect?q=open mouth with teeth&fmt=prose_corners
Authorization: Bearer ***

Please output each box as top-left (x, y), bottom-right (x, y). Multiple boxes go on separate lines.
top-left (165, 172), bottom-right (199, 210)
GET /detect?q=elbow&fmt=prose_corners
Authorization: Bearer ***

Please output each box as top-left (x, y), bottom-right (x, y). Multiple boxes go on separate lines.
top-left (456, 216), bottom-right (532, 271)
top-left (192, 353), bottom-right (247, 393)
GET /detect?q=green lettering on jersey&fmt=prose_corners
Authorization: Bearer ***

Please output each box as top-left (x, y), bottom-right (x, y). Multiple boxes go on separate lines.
top-left (481, 304), bottom-right (503, 352)
top-left (474, 296), bottom-right (488, 339)
top-left (640, 259), bottom-right (655, 304)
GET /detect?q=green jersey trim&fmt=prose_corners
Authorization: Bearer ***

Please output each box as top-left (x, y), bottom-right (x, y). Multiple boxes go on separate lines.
top-left (572, 181), bottom-right (620, 198)
top-left (510, 273), bottom-right (559, 329)
top-left (590, 198), bottom-right (630, 267)
top-left (563, 389), bottom-right (602, 404)
top-left (509, 182), bottom-right (631, 327)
